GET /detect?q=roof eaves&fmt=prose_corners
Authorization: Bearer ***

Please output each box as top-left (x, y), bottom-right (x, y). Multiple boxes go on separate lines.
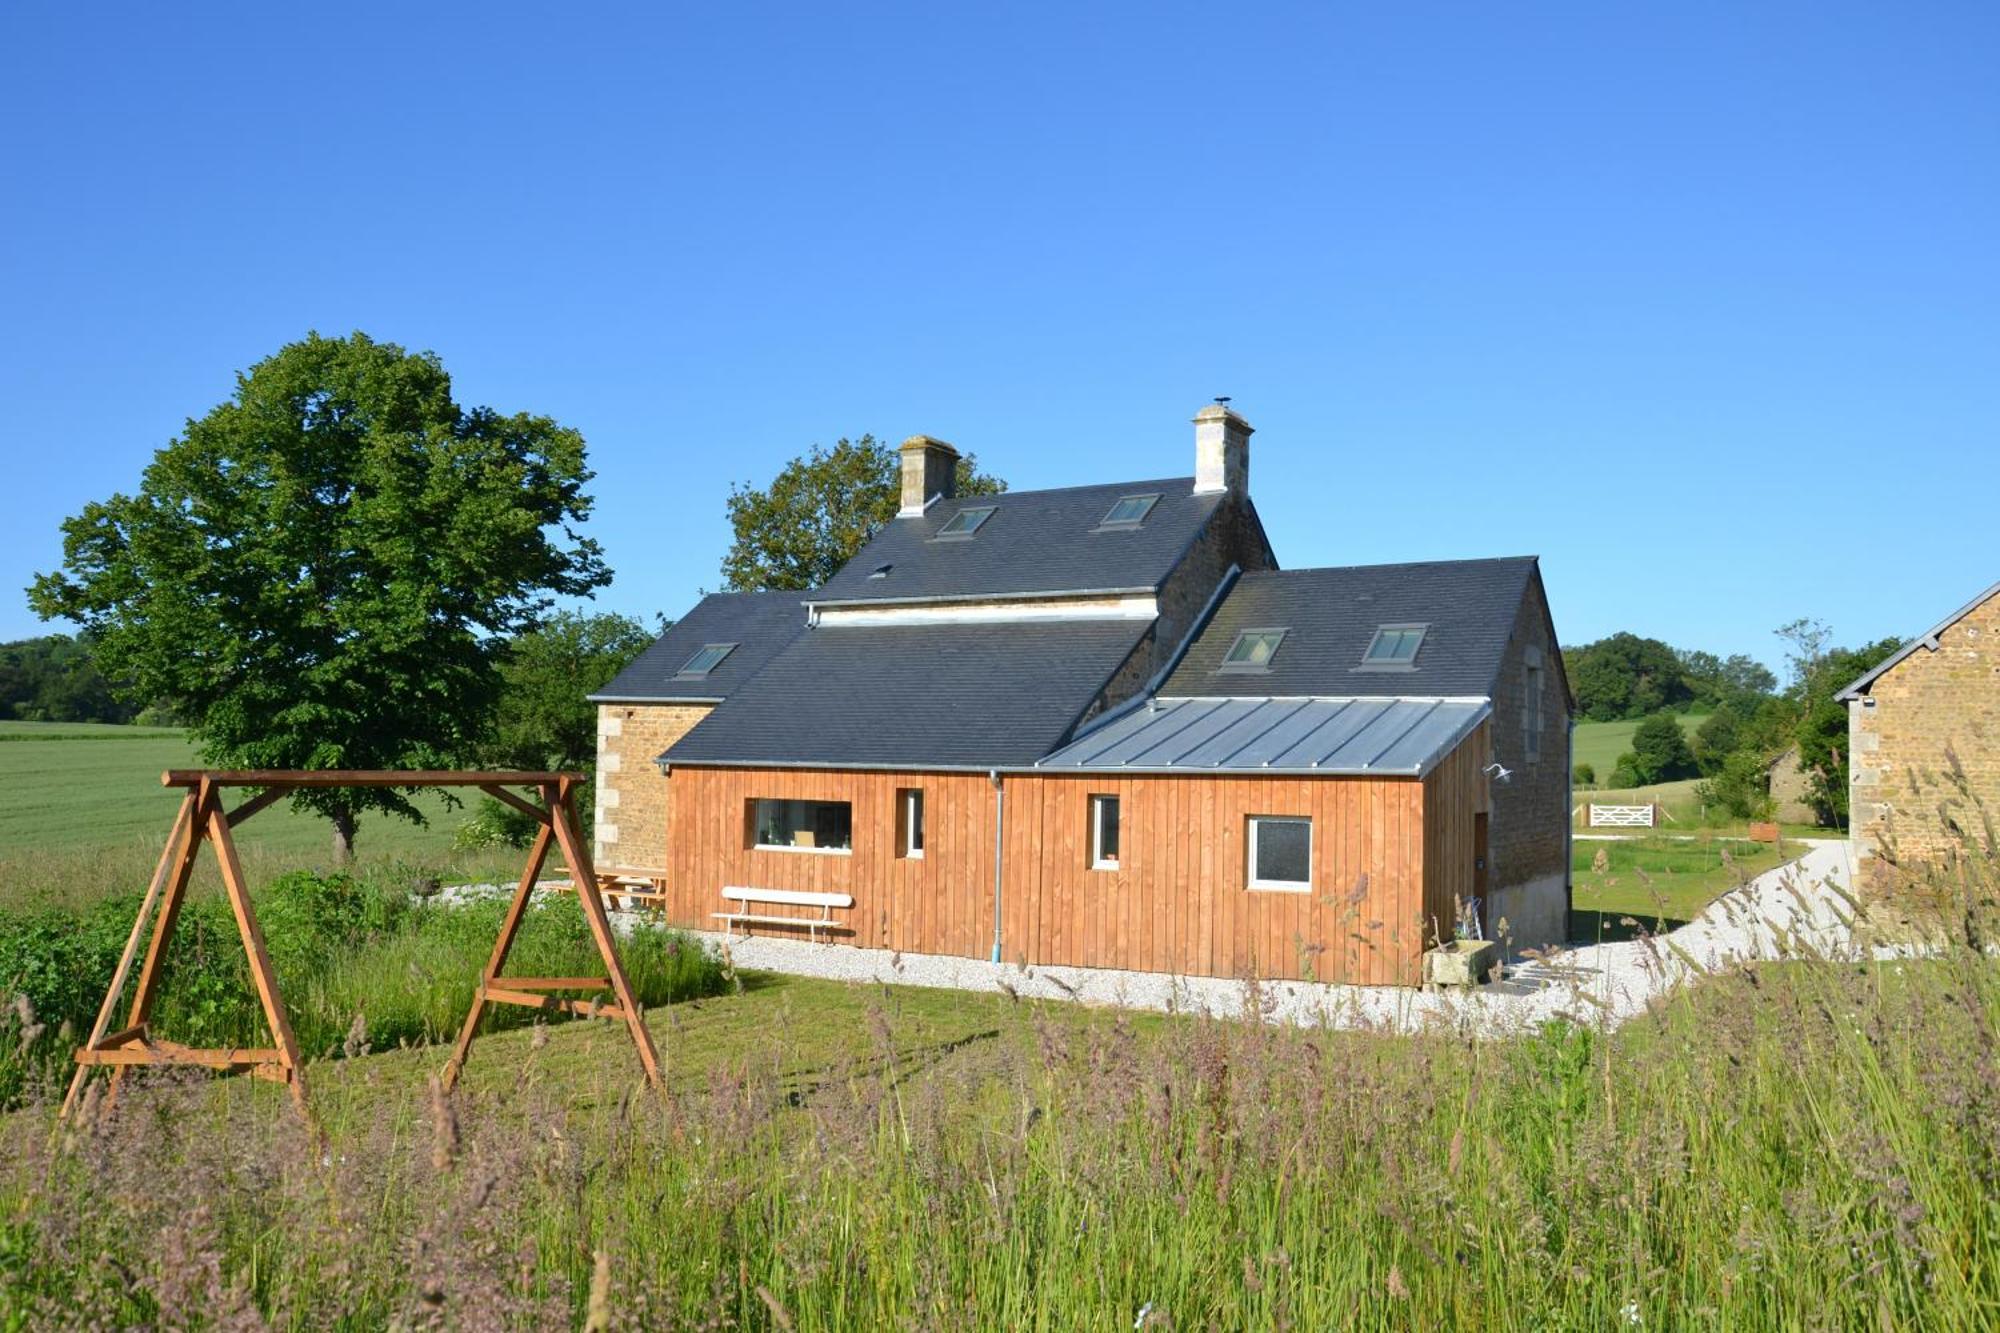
top-left (1835, 578), bottom-right (2000, 700)
top-left (587, 693), bottom-right (724, 705)
top-left (805, 585), bottom-right (1158, 610)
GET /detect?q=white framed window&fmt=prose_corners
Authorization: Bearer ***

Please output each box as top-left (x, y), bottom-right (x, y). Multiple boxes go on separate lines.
top-left (750, 798), bottom-right (852, 853)
top-left (1247, 815), bottom-right (1312, 891)
top-left (1089, 794), bottom-right (1120, 870)
top-left (1358, 624), bottom-right (1426, 669)
top-left (898, 787), bottom-right (925, 859)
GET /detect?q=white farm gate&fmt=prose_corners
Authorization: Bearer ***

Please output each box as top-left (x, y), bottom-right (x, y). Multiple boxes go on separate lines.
top-left (1587, 803), bottom-right (1658, 828)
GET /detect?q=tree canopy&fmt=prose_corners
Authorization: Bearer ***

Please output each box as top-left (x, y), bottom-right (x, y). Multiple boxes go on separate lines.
top-left (484, 611), bottom-right (655, 772)
top-left (721, 435), bottom-right (1005, 591)
top-left (0, 634), bottom-right (134, 724)
top-left (29, 331), bottom-right (609, 859)
top-left (1566, 633), bottom-right (1693, 721)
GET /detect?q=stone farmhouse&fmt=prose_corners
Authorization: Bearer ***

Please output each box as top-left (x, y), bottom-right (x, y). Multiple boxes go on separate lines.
top-left (591, 406), bottom-right (1574, 985)
top-left (1839, 578), bottom-right (2000, 894)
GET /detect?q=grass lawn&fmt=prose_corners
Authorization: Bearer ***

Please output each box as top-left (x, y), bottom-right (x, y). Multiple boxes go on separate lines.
top-left (0, 721), bottom-right (536, 911)
top-left (1570, 710), bottom-right (1707, 778)
top-left (4, 952), bottom-right (1994, 1327)
top-left (1570, 832), bottom-right (1791, 929)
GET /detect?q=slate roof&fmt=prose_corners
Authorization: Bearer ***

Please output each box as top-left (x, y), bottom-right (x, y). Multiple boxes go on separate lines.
top-left (1836, 578), bottom-right (2000, 701)
top-left (589, 592), bottom-right (805, 702)
top-left (809, 477), bottom-right (1229, 605)
top-left (1161, 558), bottom-right (1540, 700)
top-left (1036, 697), bottom-right (1491, 777)
top-left (663, 619), bottom-right (1153, 768)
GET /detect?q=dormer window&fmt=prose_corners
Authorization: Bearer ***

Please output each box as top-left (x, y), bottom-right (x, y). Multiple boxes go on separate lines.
top-left (1098, 493), bottom-right (1160, 528)
top-left (934, 505), bottom-right (996, 539)
top-left (1359, 624), bottom-right (1426, 669)
top-left (676, 643), bottom-right (737, 677)
top-left (1220, 628), bottom-right (1287, 671)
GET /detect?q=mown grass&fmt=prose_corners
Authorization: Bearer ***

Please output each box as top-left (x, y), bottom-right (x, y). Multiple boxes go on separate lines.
top-left (1570, 833), bottom-right (1791, 924)
top-left (1571, 711), bottom-right (1707, 778)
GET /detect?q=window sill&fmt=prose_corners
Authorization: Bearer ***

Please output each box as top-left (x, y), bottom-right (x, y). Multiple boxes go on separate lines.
top-left (1247, 881), bottom-right (1311, 893)
top-left (1091, 859), bottom-right (1120, 872)
top-left (903, 849), bottom-right (925, 860)
top-left (753, 844), bottom-right (852, 857)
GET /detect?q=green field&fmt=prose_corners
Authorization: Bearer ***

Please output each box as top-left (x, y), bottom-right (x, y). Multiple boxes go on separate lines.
top-left (0, 722), bottom-right (528, 910)
top-left (1570, 832), bottom-right (1790, 928)
top-left (1570, 710), bottom-right (1707, 779)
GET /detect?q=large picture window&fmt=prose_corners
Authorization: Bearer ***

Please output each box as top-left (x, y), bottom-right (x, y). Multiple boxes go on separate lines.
top-left (750, 798), bottom-right (852, 853)
top-left (1247, 815), bottom-right (1311, 891)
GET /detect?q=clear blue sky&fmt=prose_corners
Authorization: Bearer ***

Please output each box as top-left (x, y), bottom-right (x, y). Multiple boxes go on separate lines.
top-left (4, 3), bottom-right (1995, 670)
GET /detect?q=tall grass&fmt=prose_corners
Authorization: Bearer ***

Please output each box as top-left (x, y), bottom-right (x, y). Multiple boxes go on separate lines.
top-left (1, 854), bottom-right (1994, 1328)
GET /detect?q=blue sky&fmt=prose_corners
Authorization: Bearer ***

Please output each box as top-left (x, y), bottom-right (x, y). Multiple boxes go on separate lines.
top-left (3, 3), bottom-right (1995, 669)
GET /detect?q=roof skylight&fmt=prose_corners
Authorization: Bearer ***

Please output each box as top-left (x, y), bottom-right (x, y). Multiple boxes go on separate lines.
top-left (868, 563), bottom-right (893, 579)
top-left (1220, 628), bottom-right (1287, 671)
top-left (1098, 493), bottom-right (1160, 528)
top-left (676, 642), bottom-right (738, 677)
top-left (1359, 624), bottom-right (1426, 668)
top-left (934, 505), bottom-right (996, 539)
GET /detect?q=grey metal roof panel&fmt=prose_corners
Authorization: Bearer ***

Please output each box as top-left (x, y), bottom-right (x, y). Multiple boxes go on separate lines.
top-left (663, 618), bottom-right (1154, 768)
top-left (1035, 696), bottom-right (1490, 776)
top-left (1836, 578), bottom-right (2000, 700)
top-left (1161, 558), bottom-right (1539, 699)
top-left (810, 477), bottom-right (1225, 604)
top-left (590, 592), bottom-right (806, 702)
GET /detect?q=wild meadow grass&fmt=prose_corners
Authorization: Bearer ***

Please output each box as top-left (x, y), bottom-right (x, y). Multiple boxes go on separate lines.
top-left (0, 861), bottom-right (1994, 1329)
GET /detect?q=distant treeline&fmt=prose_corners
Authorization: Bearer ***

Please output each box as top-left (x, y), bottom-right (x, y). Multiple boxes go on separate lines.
top-left (0, 634), bottom-right (162, 725)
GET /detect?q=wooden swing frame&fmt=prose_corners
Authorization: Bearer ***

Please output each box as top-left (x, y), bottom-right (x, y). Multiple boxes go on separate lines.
top-left (61, 770), bottom-right (662, 1121)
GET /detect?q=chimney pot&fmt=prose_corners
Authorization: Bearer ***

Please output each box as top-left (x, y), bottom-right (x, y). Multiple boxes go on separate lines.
top-left (1192, 403), bottom-right (1252, 496)
top-left (899, 435), bottom-right (960, 515)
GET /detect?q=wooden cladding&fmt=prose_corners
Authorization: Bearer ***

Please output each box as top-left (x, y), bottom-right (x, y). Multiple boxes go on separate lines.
top-left (662, 724), bottom-right (1490, 987)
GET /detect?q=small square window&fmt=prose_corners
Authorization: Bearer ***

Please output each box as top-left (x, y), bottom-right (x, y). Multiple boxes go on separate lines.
top-left (1099, 494), bottom-right (1160, 528)
top-left (1248, 815), bottom-right (1311, 891)
top-left (1089, 794), bottom-right (1120, 869)
top-left (1359, 624), bottom-right (1426, 668)
top-left (1221, 628), bottom-right (1287, 671)
top-left (677, 643), bottom-right (737, 677)
top-left (935, 505), bottom-right (996, 539)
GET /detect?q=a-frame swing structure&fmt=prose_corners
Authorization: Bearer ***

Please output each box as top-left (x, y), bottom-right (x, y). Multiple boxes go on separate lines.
top-left (62, 770), bottom-right (661, 1120)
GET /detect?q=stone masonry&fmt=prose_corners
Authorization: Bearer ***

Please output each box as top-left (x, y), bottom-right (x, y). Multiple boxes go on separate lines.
top-left (1848, 584), bottom-right (2000, 896)
top-left (595, 702), bottom-right (713, 868)
top-left (1485, 572), bottom-right (1572, 952)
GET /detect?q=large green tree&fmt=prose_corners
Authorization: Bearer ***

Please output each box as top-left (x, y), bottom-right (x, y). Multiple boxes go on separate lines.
top-left (721, 435), bottom-right (1005, 591)
top-left (29, 332), bottom-right (608, 860)
top-left (1564, 632), bottom-right (1692, 721)
top-left (1792, 635), bottom-right (1902, 825)
top-left (485, 610), bottom-right (655, 772)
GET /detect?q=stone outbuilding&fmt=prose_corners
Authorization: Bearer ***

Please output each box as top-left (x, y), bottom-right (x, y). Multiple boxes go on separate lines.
top-left (1838, 579), bottom-right (2000, 895)
top-left (1764, 746), bottom-right (1818, 826)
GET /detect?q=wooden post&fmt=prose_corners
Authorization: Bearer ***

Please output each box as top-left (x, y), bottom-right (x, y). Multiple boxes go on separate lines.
top-left (441, 820), bottom-right (554, 1090)
top-left (546, 776), bottom-right (663, 1088)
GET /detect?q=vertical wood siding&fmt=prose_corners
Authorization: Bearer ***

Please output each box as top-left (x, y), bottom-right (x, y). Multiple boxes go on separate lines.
top-left (663, 739), bottom-right (1487, 985)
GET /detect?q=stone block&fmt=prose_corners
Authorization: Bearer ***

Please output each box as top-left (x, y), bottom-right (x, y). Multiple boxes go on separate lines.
top-left (1424, 939), bottom-right (1500, 988)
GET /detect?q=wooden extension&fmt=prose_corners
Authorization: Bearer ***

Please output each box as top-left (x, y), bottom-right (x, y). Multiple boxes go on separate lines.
top-left (61, 770), bottom-right (661, 1123)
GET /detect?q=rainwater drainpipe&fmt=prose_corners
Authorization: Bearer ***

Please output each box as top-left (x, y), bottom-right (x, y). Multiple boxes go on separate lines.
top-left (990, 769), bottom-right (1004, 963)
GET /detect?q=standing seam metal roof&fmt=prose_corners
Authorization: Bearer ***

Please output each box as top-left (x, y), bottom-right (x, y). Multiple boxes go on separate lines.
top-left (1034, 696), bottom-right (1491, 776)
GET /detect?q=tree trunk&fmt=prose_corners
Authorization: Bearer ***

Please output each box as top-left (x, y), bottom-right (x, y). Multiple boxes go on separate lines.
top-left (331, 809), bottom-right (357, 865)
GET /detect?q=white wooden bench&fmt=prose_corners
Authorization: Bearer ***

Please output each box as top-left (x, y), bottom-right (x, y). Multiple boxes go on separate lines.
top-left (712, 886), bottom-right (853, 940)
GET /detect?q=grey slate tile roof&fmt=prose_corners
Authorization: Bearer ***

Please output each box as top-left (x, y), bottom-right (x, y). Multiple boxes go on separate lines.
top-left (810, 477), bottom-right (1226, 605)
top-left (1162, 558), bottom-right (1539, 700)
top-left (1037, 696), bottom-right (1492, 776)
top-left (590, 592), bottom-right (805, 702)
top-left (663, 619), bottom-right (1153, 768)
top-left (1836, 578), bottom-right (2000, 700)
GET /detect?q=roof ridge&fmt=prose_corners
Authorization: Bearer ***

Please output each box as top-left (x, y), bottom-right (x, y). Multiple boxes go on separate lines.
top-left (896, 475), bottom-right (1196, 506)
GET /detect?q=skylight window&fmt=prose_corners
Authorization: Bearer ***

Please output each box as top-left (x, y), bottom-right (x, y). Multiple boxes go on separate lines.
top-left (1099, 493), bottom-right (1160, 528)
top-left (676, 642), bottom-right (737, 677)
top-left (868, 563), bottom-right (893, 579)
top-left (1360, 624), bottom-right (1426, 668)
top-left (934, 505), bottom-right (996, 539)
top-left (1220, 628), bottom-right (1287, 671)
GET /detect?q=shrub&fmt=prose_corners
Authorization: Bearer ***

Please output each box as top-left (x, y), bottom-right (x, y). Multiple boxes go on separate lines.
top-left (452, 796), bottom-right (543, 850)
top-left (1623, 712), bottom-right (1697, 786)
top-left (1572, 761), bottom-right (1595, 786)
top-left (1696, 749), bottom-right (1776, 821)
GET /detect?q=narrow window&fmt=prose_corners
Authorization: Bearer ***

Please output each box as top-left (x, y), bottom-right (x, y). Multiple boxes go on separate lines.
top-left (677, 642), bottom-right (737, 677)
top-left (1099, 493), bottom-right (1161, 528)
top-left (1247, 815), bottom-right (1312, 891)
top-left (934, 505), bottom-right (996, 538)
top-left (1524, 648), bottom-right (1543, 763)
top-left (897, 787), bottom-right (925, 858)
top-left (1359, 625), bottom-right (1426, 668)
top-left (1089, 794), bottom-right (1121, 870)
top-left (1220, 628), bottom-right (1287, 671)
top-left (749, 798), bottom-right (853, 852)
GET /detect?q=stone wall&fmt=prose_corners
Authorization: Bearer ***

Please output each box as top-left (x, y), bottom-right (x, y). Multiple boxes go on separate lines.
top-left (594, 702), bottom-right (714, 867)
top-left (1848, 587), bottom-right (2000, 895)
top-left (1767, 747), bottom-right (1817, 825)
top-left (1485, 572), bottom-right (1572, 950)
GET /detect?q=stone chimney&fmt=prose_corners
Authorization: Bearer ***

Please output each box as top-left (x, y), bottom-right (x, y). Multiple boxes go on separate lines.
top-left (899, 435), bottom-right (960, 515)
top-left (1192, 402), bottom-right (1252, 496)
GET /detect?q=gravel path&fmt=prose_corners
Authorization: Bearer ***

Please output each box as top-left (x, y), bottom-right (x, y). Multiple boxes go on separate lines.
top-left (598, 838), bottom-right (1879, 1035)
